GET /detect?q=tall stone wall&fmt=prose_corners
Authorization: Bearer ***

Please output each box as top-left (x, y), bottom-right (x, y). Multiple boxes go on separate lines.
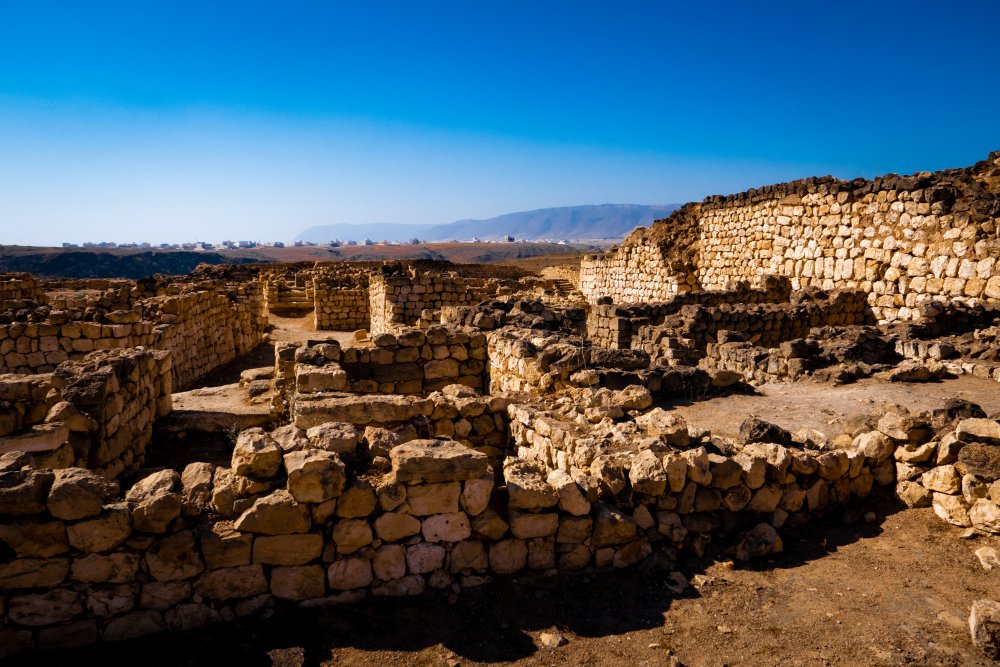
top-left (313, 284), bottom-right (369, 331)
top-left (580, 152), bottom-right (1000, 323)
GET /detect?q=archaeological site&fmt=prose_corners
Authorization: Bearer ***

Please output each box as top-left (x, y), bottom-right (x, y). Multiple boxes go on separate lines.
top-left (3, 151), bottom-right (1000, 664)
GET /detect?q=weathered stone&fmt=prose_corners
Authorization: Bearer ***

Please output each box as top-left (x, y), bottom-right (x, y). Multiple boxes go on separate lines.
top-left (405, 481), bottom-right (461, 516)
top-left (471, 507), bottom-right (509, 540)
top-left (739, 417), bottom-right (791, 447)
top-left (67, 504), bottom-right (131, 552)
top-left (591, 455), bottom-right (629, 495)
top-left (102, 610), bottom-right (165, 641)
top-left (335, 479), bottom-right (377, 518)
top-left (47, 468), bottom-right (118, 520)
top-left (145, 531), bottom-right (205, 581)
top-left (592, 502), bottom-right (636, 547)
top-left (8, 589), bottom-right (83, 626)
top-left (332, 518), bottom-right (372, 554)
top-left (327, 557), bottom-right (373, 590)
top-left (635, 408), bottom-right (689, 446)
top-left (460, 471), bottom-right (494, 516)
top-left (734, 523), bottom-right (783, 560)
top-left (284, 449), bottom-right (346, 503)
top-left (956, 419), bottom-right (1000, 444)
top-left (253, 533), bottom-right (323, 565)
top-left (180, 462), bottom-right (216, 515)
top-left (71, 552), bottom-right (139, 583)
top-left (194, 564), bottom-right (268, 600)
top-left (234, 489), bottom-right (311, 534)
top-left (921, 465), bottom-right (961, 494)
top-left (372, 574), bottom-right (424, 597)
top-left (489, 538), bottom-right (527, 574)
top-left (0, 558), bottom-right (69, 589)
top-left (373, 544), bottom-right (407, 580)
top-left (449, 540), bottom-right (488, 572)
top-left (854, 431), bottom-right (894, 462)
top-left (200, 521), bottom-right (253, 569)
top-left (956, 444), bottom-right (1000, 481)
top-left (509, 511), bottom-right (559, 539)
top-left (547, 469), bottom-right (590, 516)
top-left (306, 422), bottom-right (358, 456)
top-left (374, 511), bottom-right (422, 542)
top-left (506, 459), bottom-right (558, 509)
top-left (270, 565), bottom-right (326, 601)
top-left (139, 581), bottom-right (191, 610)
top-left (165, 603), bottom-right (221, 633)
top-left (629, 449), bottom-right (667, 495)
top-left (895, 480), bottom-right (932, 508)
top-left (231, 428), bottom-right (282, 478)
top-left (970, 599), bottom-right (1000, 659)
top-left (391, 438), bottom-right (489, 483)
top-left (0, 518), bottom-right (67, 558)
top-left (970, 500), bottom-right (1000, 535)
top-left (0, 469), bottom-right (53, 516)
top-left (422, 512), bottom-right (472, 542)
top-left (932, 492), bottom-right (971, 527)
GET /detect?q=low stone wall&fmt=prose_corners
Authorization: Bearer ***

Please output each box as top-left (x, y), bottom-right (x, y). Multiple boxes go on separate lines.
top-left (293, 327), bottom-right (488, 396)
top-left (313, 284), bottom-right (369, 331)
top-left (587, 278), bottom-right (792, 350)
top-left (885, 410), bottom-right (1000, 535)
top-left (369, 272), bottom-right (507, 335)
top-left (0, 400), bottom-right (910, 656)
top-left (0, 348), bottom-right (173, 479)
top-left (0, 274), bottom-right (45, 306)
top-left (0, 284), bottom-right (265, 390)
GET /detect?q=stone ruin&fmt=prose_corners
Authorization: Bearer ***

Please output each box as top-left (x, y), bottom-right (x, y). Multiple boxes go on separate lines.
top-left (1, 151), bottom-right (1000, 659)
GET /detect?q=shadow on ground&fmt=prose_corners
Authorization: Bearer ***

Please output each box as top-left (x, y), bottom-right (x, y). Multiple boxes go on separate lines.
top-left (15, 494), bottom-right (903, 667)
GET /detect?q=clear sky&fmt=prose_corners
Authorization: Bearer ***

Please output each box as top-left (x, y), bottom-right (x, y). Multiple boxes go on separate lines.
top-left (2, 1), bottom-right (998, 245)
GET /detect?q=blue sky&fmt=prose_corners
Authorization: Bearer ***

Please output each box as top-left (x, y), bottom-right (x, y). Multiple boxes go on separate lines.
top-left (1, 1), bottom-right (998, 245)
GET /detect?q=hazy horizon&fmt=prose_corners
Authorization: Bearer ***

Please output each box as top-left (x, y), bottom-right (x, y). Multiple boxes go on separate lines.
top-left (2, 1), bottom-right (998, 246)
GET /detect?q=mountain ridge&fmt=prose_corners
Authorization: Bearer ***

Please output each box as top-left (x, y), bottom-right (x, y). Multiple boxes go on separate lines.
top-left (296, 203), bottom-right (680, 243)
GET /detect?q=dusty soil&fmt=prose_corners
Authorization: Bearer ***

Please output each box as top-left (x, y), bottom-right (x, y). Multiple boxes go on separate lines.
top-left (21, 498), bottom-right (998, 667)
top-left (666, 375), bottom-right (1000, 441)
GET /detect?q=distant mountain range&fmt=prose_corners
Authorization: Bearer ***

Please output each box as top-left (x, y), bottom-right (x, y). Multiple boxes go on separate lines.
top-left (296, 204), bottom-right (681, 243)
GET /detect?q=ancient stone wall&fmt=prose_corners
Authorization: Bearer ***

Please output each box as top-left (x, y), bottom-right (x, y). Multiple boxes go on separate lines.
top-left (587, 278), bottom-right (792, 350)
top-left (0, 405), bottom-right (909, 655)
top-left (368, 272), bottom-right (508, 335)
top-left (0, 284), bottom-right (265, 390)
top-left (0, 348), bottom-right (172, 479)
top-left (0, 274), bottom-right (45, 306)
top-left (293, 328), bottom-right (488, 396)
top-left (313, 284), bottom-right (369, 331)
top-left (581, 152), bottom-right (1000, 323)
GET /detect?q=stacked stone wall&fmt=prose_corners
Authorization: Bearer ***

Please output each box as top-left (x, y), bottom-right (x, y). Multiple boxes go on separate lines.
top-left (0, 285), bottom-right (265, 390)
top-left (369, 273), bottom-right (507, 335)
top-left (0, 348), bottom-right (172, 479)
top-left (0, 274), bottom-right (45, 306)
top-left (580, 152), bottom-right (1000, 323)
top-left (313, 284), bottom-right (369, 331)
top-left (0, 407), bottom-right (909, 656)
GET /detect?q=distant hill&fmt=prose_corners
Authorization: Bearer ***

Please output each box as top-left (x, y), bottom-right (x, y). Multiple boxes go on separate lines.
top-left (296, 204), bottom-right (680, 243)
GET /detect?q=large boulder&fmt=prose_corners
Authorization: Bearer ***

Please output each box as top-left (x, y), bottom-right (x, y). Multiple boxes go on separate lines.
top-left (126, 470), bottom-right (182, 533)
top-left (970, 599), bottom-right (1000, 659)
top-left (0, 469), bottom-right (54, 516)
top-left (504, 459), bottom-right (557, 510)
top-left (956, 444), bottom-right (1000, 481)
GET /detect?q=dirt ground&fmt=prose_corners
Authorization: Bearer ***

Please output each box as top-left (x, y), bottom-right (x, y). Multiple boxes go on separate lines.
top-left (21, 497), bottom-right (997, 667)
top-left (666, 375), bottom-right (1000, 441)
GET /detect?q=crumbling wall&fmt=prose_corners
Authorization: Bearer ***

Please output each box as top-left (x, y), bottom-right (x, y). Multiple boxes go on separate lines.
top-left (581, 152), bottom-right (1000, 322)
top-left (0, 285), bottom-right (265, 390)
top-left (0, 274), bottom-right (45, 305)
top-left (292, 327), bottom-right (488, 396)
top-left (0, 348), bottom-right (172, 478)
top-left (0, 404), bottom-right (912, 656)
top-left (368, 272), bottom-right (507, 335)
